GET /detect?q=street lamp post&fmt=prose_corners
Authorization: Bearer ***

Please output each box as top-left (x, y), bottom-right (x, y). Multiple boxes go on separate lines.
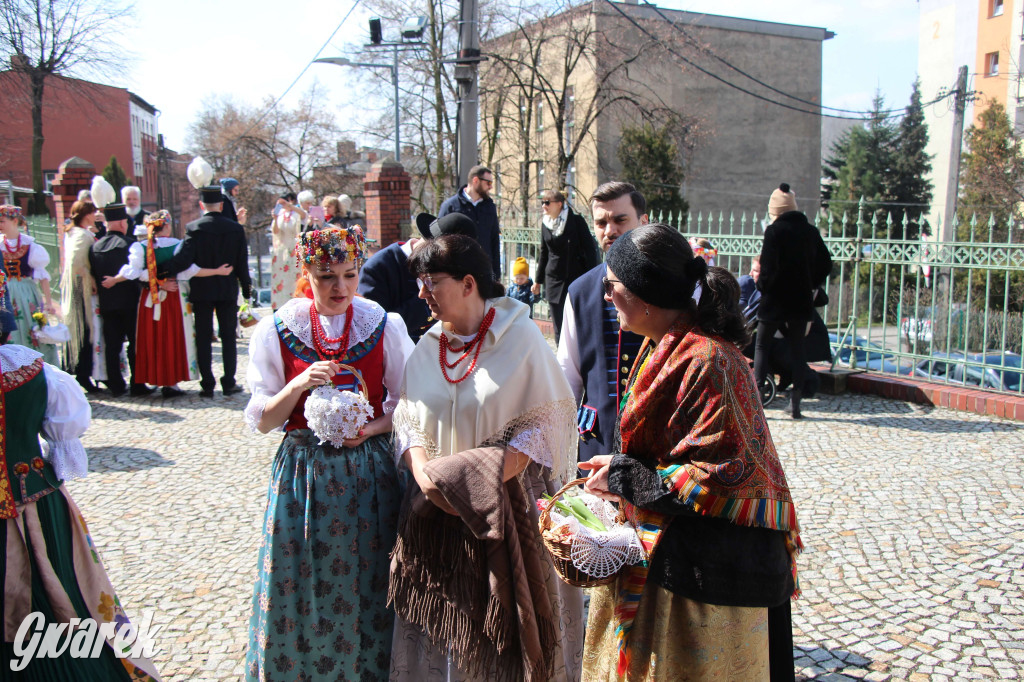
top-left (314, 54), bottom-right (401, 163)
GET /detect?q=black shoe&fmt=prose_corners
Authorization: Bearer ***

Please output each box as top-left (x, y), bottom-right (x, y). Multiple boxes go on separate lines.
top-left (222, 385), bottom-right (244, 396)
top-left (78, 379), bottom-right (102, 394)
top-left (161, 386), bottom-right (186, 398)
top-left (108, 385), bottom-right (127, 397)
top-left (199, 389), bottom-right (215, 398)
top-left (784, 390), bottom-right (803, 419)
top-left (130, 385), bottom-right (157, 397)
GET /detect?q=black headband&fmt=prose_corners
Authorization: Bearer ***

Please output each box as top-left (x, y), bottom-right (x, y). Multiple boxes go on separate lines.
top-left (605, 230), bottom-right (705, 309)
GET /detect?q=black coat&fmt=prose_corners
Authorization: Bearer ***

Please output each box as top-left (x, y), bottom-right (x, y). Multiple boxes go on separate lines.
top-left (757, 211), bottom-right (832, 323)
top-left (89, 231), bottom-right (139, 313)
top-left (220, 195), bottom-right (238, 223)
top-left (127, 209), bottom-right (149, 238)
top-left (165, 212), bottom-right (251, 303)
top-left (535, 208), bottom-right (599, 307)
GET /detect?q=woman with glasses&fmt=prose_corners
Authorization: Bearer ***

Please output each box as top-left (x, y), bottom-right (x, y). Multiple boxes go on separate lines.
top-left (243, 227), bottom-right (414, 681)
top-left (531, 189), bottom-right (599, 342)
top-left (579, 224), bottom-right (801, 681)
top-left (389, 234), bottom-right (584, 681)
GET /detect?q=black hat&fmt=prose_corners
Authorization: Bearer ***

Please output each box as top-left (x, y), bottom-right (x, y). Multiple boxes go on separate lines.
top-left (102, 203), bottom-right (128, 222)
top-left (415, 212), bottom-right (477, 240)
top-left (200, 186), bottom-right (226, 204)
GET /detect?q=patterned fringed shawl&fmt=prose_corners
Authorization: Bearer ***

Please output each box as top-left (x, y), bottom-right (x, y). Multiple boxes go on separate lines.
top-left (614, 320), bottom-right (802, 675)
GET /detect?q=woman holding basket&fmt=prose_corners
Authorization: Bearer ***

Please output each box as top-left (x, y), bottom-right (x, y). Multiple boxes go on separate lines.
top-left (389, 234), bottom-right (584, 681)
top-left (580, 224), bottom-right (802, 681)
top-left (243, 226), bottom-right (414, 681)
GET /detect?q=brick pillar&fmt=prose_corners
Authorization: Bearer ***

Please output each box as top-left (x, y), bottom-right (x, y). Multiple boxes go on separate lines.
top-left (363, 160), bottom-right (411, 249)
top-left (50, 156), bottom-right (96, 269)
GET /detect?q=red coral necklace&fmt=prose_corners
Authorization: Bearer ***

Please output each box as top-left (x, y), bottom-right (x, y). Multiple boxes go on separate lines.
top-left (3, 234), bottom-right (20, 255)
top-left (309, 301), bottom-right (354, 362)
top-left (439, 306), bottom-right (496, 384)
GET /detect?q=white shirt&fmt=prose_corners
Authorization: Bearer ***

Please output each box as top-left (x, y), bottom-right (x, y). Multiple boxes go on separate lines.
top-left (3, 234), bottom-right (51, 281)
top-left (116, 238), bottom-right (201, 281)
top-left (555, 295), bottom-right (583, 403)
top-left (244, 296), bottom-right (414, 433)
top-left (461, 188), bottom-right (483, 207)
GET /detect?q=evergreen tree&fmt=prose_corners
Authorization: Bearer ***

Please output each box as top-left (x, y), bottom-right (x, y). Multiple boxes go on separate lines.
top-left (891, 79), bottom-right (933, 239)
top-left (958, 101), bottom-right (1024, 238)
top-left (101, 156), bottom-right (132, 197)
top-left (617, 123), bottom-right (689, 219)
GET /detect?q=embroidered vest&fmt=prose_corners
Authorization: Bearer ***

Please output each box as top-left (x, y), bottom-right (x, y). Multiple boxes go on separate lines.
top-left (0, 359), bottom-right (56, 519)
top-left (2, 243), bottom-right (32, 280)
top-left (274, 313), bottom-right (387, 431)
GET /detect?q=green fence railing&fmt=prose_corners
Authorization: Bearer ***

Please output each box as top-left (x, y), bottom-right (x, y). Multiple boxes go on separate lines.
top-left (500, 202), bottom-right (1024, 397)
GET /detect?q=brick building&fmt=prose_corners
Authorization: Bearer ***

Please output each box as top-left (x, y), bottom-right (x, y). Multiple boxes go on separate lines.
top-left (0, 70), bottom-right (159, 210)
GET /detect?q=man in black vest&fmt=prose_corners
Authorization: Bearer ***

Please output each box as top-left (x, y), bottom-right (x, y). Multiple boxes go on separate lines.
top-left (165, 186), bottom-right (251, 397)
top-left (90, 203), bottom-right (153, 397)
top-left (123, 185), bottom-right (149, 239)
top-left (556, 182), bottom-right (648, 463)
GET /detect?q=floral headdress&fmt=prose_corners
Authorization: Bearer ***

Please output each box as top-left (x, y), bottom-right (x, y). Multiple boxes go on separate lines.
top-left (0, 205), bottom-right (22, 221)
top-left (145, 210), bottom-right (173, 307)
top-left (296, 226), bottom-right (366, 270)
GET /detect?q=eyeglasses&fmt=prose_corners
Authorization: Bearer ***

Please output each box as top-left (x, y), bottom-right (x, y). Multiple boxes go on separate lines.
top-left (602, 277), bottom-right (623, 296)
top-left (540, 200), bottom-right (551, 206)
top-left (420, 274), bottom-right (454, 292)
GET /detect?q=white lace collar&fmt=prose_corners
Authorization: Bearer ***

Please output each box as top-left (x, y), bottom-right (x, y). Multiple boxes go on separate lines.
top-left (3, 233), bottom-right (35, 246)
top-left (276, 296), bottom-right (386, 350)
top-left (0, 344), bottom-right (43, 373)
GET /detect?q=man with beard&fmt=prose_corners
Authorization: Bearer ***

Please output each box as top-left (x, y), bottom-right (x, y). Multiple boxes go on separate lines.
top-left (90, 201), bottom-right (153, 397)
top-left (122, 185), bottom-right (148, 238)
top-left (436, 165), bottom-right (501, 281)
top-left (557, 181), bottom-right (648, 464)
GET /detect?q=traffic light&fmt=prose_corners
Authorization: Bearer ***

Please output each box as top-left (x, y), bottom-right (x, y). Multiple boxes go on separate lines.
top-left (369, 18), bottom-right (382, 45)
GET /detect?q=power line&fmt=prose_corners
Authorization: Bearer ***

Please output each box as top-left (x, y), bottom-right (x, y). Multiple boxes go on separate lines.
top-left (602, 0), bottom-right (954, 121)
top-left (634, 0), bottom-right (926, 118)
top-left (228, 0), bottom-right (363, 149)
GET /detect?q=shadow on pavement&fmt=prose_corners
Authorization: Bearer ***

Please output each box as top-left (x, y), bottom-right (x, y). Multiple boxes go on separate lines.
top-left (793, 643), bottom-right (872, 680)
top-left (86, 446), bottom-right (176, 473)
top-left (87, 403), bottom-right (185, 423)
top-left (805, 414), bottom-right (1019, 433)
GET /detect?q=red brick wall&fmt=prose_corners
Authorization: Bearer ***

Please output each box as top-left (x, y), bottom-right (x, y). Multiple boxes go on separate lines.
top-left (50, 157), bottom-right (96, 268)
top-left (363, 161), bottom-right (411, 249)
top-left (0, 71), bottom-right (133, 193)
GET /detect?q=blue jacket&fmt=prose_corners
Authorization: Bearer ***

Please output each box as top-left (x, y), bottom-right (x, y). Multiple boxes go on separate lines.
top-left (437, 188), bottom-right (501, 280)
top-left (357, 242), bottom-right (428, 341)
top-left (566, 265), bottom-right (643, 462)
top-left (738, 274), bottom-right (761, 323)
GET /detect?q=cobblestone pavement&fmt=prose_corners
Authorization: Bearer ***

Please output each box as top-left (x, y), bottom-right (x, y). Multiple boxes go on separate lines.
top-left (64, 334), bottom-right (1024, 681)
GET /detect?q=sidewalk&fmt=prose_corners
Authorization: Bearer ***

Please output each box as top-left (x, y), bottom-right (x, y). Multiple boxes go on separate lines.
top-left (66, 343), bottom-right (1024, 681)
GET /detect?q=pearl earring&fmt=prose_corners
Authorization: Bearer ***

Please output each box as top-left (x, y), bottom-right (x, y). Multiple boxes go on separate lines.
top-left (645, 307), bottom-right (649, 316)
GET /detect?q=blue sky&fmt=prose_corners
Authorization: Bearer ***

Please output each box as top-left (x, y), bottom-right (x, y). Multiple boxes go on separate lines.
top-left (121, 0), bottom-right (922, 153)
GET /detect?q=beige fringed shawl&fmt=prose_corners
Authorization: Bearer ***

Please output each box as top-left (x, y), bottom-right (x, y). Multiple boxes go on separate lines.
top-left (392, 296), bottom-right (577, 485)
top-left (59, 227), bottom-right (94, 369)
top-left (390, 297), bottom-right (577, 681)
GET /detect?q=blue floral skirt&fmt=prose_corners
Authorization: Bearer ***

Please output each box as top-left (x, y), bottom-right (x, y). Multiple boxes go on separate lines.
top-left (246, 430), bottom-right (403, 682)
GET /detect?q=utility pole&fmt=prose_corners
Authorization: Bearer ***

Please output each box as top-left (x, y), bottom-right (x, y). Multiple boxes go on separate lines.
top-left (943, 65), bottom-right (969, 241)
top-left (454, 0), bottom-right (482, 186)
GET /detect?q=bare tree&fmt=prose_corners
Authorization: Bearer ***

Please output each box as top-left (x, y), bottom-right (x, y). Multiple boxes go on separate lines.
top-left (0, 0), bottom-right (134, 213)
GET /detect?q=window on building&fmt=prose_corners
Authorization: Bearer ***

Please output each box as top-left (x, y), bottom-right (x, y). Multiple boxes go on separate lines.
top-left (987, 51), bottom-right (1000, 76)
top-left (520, 96), bottom-right (527, 133)
top-left (991, 0), bottom-right (1004, 16)
top-left (536, 101), bottom-right (544, 131)
top-left (43, 171), bottom-right (56, 193)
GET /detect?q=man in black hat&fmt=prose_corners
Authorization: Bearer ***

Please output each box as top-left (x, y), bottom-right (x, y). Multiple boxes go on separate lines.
top-left (356, 212), bottom-right (477, 342)
top-left (164, 186), bottom-right (251, 397)
top-left (89, 202), bottom-right (154, 397)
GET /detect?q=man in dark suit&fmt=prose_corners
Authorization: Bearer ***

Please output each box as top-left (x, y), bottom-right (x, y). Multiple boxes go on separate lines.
top-left (90, 202), bottom-right (153, 397)
top-left (122, 185), bottom-right (149, 239)
top-left (436, 165), bottom-right (501, 281)
top-left (165, 185), bottom-right (252, 397)
top-left (357, 212), bottom-right (477, 342)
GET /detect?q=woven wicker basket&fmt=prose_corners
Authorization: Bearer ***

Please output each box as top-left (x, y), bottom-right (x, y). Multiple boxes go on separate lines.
top-left (538, 477), bottom-right (617, 588)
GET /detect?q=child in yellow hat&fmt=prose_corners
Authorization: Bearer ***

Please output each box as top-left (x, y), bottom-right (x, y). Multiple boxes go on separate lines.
top-left (507, 256), bottom-right (537, 317)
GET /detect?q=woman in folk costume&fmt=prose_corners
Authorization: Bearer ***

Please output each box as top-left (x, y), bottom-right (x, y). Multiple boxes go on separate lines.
top-left (0, 205), bottom-right (57, 365)
top-left (579, 225), bottom-right (801, 681)
top-left (0, 289), bottom-right (161, 680)
top-left (105, 210), bottom-right (232, 398)
top-left (389, 234), bottom-right (584, 682)
top-left (60, 200), bottom-right (101, 393)
top-left (270, 192), bottom-right (305, 310)
top-left (244, 226), bottom-right (414, 681)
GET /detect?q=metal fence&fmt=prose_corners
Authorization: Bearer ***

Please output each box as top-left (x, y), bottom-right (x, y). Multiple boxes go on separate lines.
top-left (24, 216), bottom-right (61, 295)
top-left (500, 205), bottom-right (1024, 397)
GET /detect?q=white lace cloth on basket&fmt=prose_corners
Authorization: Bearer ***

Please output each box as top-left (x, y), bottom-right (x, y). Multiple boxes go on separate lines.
top-left (547, 493), bottom-right (646, 579)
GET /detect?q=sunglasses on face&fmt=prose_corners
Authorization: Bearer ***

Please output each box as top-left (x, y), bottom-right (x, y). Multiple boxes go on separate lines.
top-left (421, 274), bottom-right (454, 292)
top-left (602, 277), bottom-right (623, 296)
top-left (541, 200), bottom-right (551, 206)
